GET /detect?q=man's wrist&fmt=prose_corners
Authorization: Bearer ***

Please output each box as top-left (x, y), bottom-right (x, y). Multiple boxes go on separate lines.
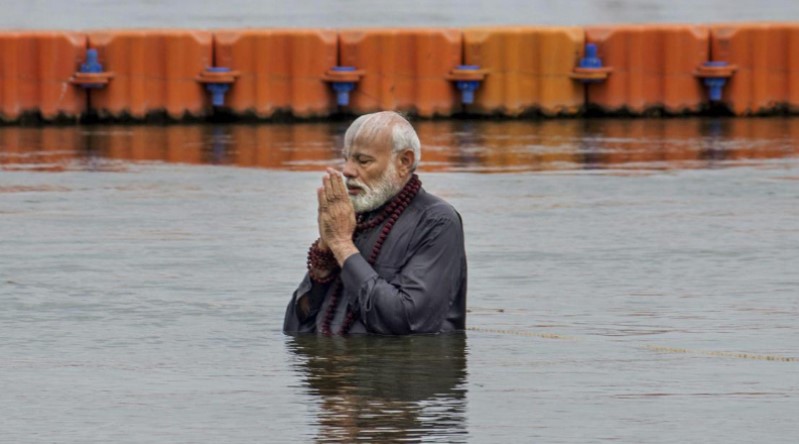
top-left (307, 239), bottom-right (338, 283)
top-left (329, 241), bottom-right (359, 266)
top-left (309, 266), bottom-right (335, 282)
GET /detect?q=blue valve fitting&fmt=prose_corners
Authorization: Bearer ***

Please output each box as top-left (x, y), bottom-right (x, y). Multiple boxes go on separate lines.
top-left (78, 48), bottom-right (106, 89)
top-left (579, 43), bottom-right (603, 69)
top-left (453, 65), bottom-right (482, 105)
top-left (330, 66), bottom-right (357, 106)
top-left (81, 49), bottom-right (103, 74)
top-left (571, 43), bottom-right (611, 84)
top-left (702, 61), bottom-right (729, 102)
top-left (204, 67), bottom-right (233, 107)
top-left (446, 65), bottom-right (487, 105)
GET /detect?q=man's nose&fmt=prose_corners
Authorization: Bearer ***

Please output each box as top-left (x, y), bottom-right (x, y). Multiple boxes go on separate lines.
top-left (342, 160), bottom-right (356, 178)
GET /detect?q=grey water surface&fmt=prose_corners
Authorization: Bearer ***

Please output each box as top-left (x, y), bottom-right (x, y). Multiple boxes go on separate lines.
top-left (3, 0), bottom-right (799, 29)
top-left (3, 3), bottom-right (799, 443)
top-left (1, 118), bottom-right (798, 443)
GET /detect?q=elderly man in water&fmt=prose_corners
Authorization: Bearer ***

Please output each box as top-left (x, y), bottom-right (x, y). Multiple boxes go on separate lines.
top-left (283, 111), bottom-right (467, 335)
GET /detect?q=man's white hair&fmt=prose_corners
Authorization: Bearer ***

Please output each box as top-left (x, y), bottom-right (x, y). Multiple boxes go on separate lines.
top-left (343, 111), bottom-right (421, 171)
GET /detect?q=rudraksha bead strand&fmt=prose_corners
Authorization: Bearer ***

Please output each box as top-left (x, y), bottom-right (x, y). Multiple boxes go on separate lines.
top-left (307, 238), bottom-right (339, 284)
top-left (321, 281), bottom-right (343, 336)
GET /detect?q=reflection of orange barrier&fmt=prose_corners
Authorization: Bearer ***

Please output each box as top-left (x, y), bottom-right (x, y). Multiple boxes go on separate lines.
top-left (724, 118), bottom-right (799, 160)
top-left (339, 29), bottom-right (462, 117)
top-left (583, 118), bottom-right (799, 168)
top-left (585, 25), bottom-right (709, 114)
top-left (87, 30), bottom-right (213, 120)
top-left (2, 121), bottom-right (799, 173)
top-left (595, 120), bottom-right (703, 167)
top-left (214, 30), bottom-right (337, 118)
top-left (469, 121), bottom-right (580, 171)
top-left (416, 120), bottom-right (582, 172)
top-left (0, 32), bottom-right (87, 122)
top-left (228, 123), bottom-right (339, 169)
top-left (711, 24), bottom-right (799, 115)
top-left (463, 27), bottom-right (584, 116)
top-left (92, 125), bottom-right (206, 165)
top-left (0, 126), bottom-right (84, 171)
top-left (414, 120), bottom-right (461, 171)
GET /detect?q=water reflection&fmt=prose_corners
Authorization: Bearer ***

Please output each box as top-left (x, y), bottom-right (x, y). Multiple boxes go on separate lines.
top-left (1, 118), bottom-right (798, 172)
top-left (286, 334), bottom-right (468, 443)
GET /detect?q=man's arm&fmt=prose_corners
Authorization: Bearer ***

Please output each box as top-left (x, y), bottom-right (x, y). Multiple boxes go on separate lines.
top-left (283, 272), bottom-right (333, 333)
top-left (285, 170), bottom-right (352, 334)
top-left (340, 210), bottom-right (465, 335)
top-left (283, 240), bottom-right (338, 334)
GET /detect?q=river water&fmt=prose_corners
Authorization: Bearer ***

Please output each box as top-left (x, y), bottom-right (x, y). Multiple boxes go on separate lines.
top-left (3, 0), bottom-right (799, 29)
top-left (1, 117), bottom-right (798, 443)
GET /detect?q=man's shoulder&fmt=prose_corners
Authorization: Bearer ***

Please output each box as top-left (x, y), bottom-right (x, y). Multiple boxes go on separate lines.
top-left (412, 189), bottom-right (462, 224)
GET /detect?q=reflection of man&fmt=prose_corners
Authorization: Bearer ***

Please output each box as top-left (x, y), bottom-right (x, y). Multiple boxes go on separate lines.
top-left (283, 111), bottom-right (467, 335)
top-left (286, 334), bottom-right (468, 441)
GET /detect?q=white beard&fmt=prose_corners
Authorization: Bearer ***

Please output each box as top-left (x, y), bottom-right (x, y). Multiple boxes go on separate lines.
top-left (347, 162), bottom-right (403, 213)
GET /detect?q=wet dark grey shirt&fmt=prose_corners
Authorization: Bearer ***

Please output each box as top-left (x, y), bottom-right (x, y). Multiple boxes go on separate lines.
top-left (283, 188), bottom-right (467, 335)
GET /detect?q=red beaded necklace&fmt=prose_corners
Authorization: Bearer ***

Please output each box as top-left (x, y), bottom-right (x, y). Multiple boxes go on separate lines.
top-left (320, 174), bottom-right (422, 336)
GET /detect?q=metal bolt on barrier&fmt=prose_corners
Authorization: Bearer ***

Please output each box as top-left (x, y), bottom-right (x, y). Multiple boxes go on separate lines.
top-left (694, 61), bottom-right (737, 102)
top-left (322, 66), bottom-right (365, 106)
top-left (196, 67), bottom-right (240, 107)
top-left (570, 43), bottom-right (612, 83)
top-left (446, 65), bottom-right (488, 105)
top-left (70, 48), bottom-right (114, 88)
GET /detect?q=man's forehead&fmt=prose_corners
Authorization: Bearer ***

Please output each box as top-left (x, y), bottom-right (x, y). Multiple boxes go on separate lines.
top-left (344, 128), bottom-right (392, 156)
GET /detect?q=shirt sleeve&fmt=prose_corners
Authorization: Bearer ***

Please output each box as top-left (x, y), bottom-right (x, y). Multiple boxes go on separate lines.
top-left (282, 272), bottom-right (331, 334)
top-left (340, 210), bottom-right (465, 335)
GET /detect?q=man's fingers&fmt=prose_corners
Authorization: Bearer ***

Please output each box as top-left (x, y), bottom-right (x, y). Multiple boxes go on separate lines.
top-left (322, 173), bottom-right (331, 195)
top-left (317, 186), bottom-right (326, 210)
top-left (327, 168), bottom-right (346, 198)
top-left (321, 173), bottom-right (335, 202)
top-left (323, 170), bottom-right (348, 202)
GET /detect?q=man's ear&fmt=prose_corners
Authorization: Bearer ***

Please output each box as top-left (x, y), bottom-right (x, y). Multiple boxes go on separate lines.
top-left (397, 149), bottom-right (415, 176)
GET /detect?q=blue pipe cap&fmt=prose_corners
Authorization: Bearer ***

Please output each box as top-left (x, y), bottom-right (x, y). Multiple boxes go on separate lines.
top-left (330, 66), bottom-right (357, 106)
top-left (78, 48), bottom-right (106, 89)
top-left (205, 67), bottom-right (232, 107)
top-left (454, 65), bottom-right (481, 105)
top-left (702, 61), bottom-right (729, 102)
top-left (575, 43), bottom-right (607, 84)
top-left (579, 43), bottom-right (603, 69)
top-left (81, 49), bottom-right (103, 73)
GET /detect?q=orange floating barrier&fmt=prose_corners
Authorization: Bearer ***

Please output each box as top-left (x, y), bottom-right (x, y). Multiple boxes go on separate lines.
top-left (214, 29), bottom-right (338, 118)
top-left (710, 23), bottom-right (799, 115)
top-left (584, 25), bottom-right (710, 114)
top-left (462, 27), bottom-right (585, 116)
top-left (0, 32), bottom-right (87, 122)
top-left (86, 30), bottom-right (213, 120)
top-left (339, 29), bottom-right (462, 117)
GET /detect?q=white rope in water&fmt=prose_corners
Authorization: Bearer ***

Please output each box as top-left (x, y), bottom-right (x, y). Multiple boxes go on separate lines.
top-left (466, 325), bottom-right (797, 362)
top-left (642, 345), bottom-right (799, 363)
top-left (466, 326), bottom-right (576, 340)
